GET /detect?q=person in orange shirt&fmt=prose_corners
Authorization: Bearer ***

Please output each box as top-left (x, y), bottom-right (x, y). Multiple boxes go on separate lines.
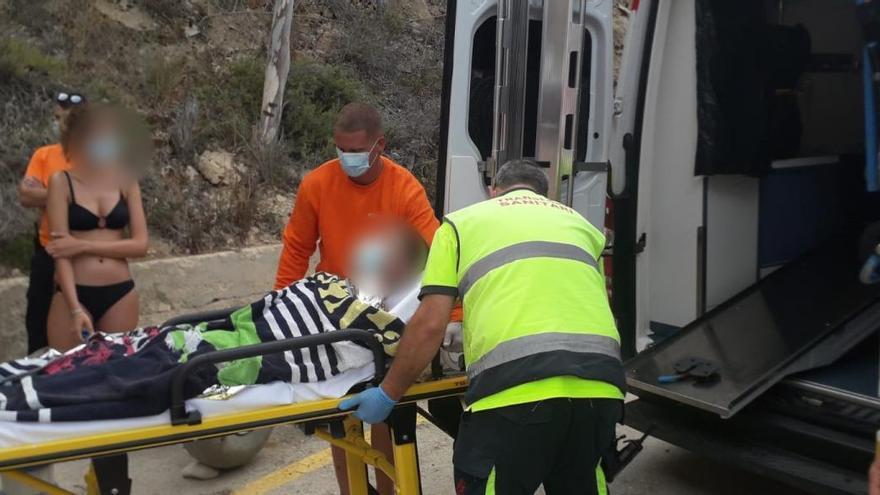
top-left (275, 102), bottom-right (438, 495)
top-left (18, 92), bottom-right (85, 353)
top-left (275, 103), bottom-right (439, 289)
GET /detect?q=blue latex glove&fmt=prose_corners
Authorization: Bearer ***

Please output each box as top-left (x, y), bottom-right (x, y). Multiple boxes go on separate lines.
top-left (338, 385), bottom-right (397, 424)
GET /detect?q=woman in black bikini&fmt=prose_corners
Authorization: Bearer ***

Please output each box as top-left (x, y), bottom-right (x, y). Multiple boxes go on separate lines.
top-left (44, 105), bottom-right (149, 351)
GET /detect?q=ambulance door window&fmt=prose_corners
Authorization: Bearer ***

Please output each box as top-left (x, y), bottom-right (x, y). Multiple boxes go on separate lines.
top-left (467, 16), bottom-right (544, 163)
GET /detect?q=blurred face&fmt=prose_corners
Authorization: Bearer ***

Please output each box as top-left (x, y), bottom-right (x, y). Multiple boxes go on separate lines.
top-left (70, 116), bottom-right (124, 171)
top-left (333, 129), bottom-right (386, 181)
top-left (349, 224), bottom-right (422, 299)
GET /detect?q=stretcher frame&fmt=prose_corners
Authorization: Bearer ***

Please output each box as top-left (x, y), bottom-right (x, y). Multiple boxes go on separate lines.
top-left (0, 308), bottom-right (468, 495)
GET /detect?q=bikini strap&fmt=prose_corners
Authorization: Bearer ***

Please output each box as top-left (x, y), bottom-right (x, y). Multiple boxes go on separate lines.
top-left (63, 171), bottom-right (76, 203)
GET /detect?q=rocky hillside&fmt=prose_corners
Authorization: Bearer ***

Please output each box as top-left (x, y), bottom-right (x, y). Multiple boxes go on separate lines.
top-left (0, 0), bottom-right (446, 274)
top-left (0, 0), bottom-right (629, 276)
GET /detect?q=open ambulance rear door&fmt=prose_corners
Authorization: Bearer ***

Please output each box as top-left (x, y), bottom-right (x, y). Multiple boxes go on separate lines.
top-left (436, 0), bottom-right (616, 231)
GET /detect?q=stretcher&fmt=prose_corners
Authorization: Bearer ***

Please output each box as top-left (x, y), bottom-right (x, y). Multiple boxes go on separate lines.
top-left (0, 308), bottom-right (468, 495)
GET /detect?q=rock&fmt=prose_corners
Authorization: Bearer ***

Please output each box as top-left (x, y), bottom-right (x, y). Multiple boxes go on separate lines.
top-left (246, 226), bottom-right (260, 246)
top-left (180, 461), bottom-right (220, 480)
top-left (184, 165), bottom-right (200, 182)
top-left (264, 193), bottom-right (293, 219)
top-left (197, 150), bottom-right (241, 186)
top-left (184, 20), bottom-right (201, 38)
top-left (387, 0), bottom-right (431, 20)
top-left (314, 28), bottom-right (336, 56)
top-left (93, 0), bottom-right (157, 31)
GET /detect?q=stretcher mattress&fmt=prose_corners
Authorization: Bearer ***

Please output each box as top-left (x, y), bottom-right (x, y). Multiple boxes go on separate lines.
top-left (0, 362), bottom-right (374, 449)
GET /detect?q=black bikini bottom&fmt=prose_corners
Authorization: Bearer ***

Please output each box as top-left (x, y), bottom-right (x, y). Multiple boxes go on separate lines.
top-left (57, 280), bottom-right (136, 323)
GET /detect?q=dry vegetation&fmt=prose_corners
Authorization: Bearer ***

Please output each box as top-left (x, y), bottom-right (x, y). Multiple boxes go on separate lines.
top-left (0, 0), bottom-right (630, 275)
top-left (0, 0), bottom-right (446, 273)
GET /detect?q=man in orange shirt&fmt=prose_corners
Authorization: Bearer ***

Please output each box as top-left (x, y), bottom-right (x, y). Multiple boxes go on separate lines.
top-left (18, 92), bottom-right (84, 353)
top-left (275, 102), bottom-right (438, 494)
top-left (275, 103), bottom-right (439, 290)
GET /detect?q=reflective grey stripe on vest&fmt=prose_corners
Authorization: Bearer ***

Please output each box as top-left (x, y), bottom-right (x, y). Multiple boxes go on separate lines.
top-left (458, 241), bottom-right (599, 297)
top-left (466, 332), bottom-right (621, 380)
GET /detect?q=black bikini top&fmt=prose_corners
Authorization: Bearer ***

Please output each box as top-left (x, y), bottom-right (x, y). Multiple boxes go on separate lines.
top-left (64, 171), bottom-right (130, 231)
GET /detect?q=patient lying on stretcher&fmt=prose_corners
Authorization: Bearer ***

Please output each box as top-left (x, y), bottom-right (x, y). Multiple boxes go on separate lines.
top-left (0, 224), bottom-right (426, 423)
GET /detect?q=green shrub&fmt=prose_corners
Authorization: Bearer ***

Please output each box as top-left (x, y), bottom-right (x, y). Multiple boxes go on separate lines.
top-left (142, 168), bottom-right (278, 254)
top-left (170, 95), bottom-right (199, 163)
top-left (143, 51), bottom-right (187, 106)
top-left (194, 57), bottom-right (362, 162)
top-left (282, 58), bottom-right (362, 162)
top-left (382, 9), bottom-right (408, 36)
top-left (242, 136), bottom-right (298, 185)
top-left (194, 57), bottom-right (265, 150)
top-left (0, 232), bottom-right (34, 274)
top-left (0, 38), bottom-right (64, 82)
top-left (142, 172), bottom-right (218, 254)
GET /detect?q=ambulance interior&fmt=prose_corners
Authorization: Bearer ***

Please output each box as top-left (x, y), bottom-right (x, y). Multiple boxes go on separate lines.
top-left (623, 0), bottom-right (880, 490)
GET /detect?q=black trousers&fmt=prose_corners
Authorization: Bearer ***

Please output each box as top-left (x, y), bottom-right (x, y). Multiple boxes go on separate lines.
top-left (25, 242), bottom-right (54, 354)
top-left (453, 398), bottom-right (621, 495)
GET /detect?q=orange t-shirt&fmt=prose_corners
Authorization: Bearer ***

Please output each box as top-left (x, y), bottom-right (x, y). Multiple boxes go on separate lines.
top-left (24, 144), bottom-right (72, 247)
top-left (275, 156), bottom-right (440, 289)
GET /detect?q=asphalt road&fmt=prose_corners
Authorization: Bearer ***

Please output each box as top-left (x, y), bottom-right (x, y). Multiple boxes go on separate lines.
top-left (21, 421), bottom-right (812, 495)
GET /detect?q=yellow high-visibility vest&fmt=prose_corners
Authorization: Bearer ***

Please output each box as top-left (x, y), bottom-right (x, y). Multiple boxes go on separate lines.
top-left (421, 188), bottom-right (625, 411)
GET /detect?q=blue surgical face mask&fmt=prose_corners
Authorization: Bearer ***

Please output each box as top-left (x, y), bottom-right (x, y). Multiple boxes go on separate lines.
top-left (86, 135), bottom-right (122, 168)
top-left (337, 139), bottom-right (379, 178)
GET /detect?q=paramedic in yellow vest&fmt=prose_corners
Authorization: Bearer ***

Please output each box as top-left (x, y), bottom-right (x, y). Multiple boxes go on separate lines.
top-left (341, 159), bottom-right (625, 494)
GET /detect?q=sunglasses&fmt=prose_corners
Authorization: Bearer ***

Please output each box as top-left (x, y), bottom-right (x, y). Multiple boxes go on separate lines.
top-left (56, 92), bottom-right (85, 109)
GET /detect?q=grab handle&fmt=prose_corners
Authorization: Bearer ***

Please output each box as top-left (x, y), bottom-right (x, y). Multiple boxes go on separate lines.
top-left (169, 329), bottom-right (386, 425)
